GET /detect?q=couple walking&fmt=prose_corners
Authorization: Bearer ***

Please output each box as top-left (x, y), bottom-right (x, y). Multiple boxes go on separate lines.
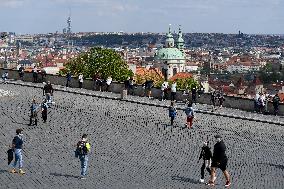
top-left (168, 101), bottom-right (195, 128)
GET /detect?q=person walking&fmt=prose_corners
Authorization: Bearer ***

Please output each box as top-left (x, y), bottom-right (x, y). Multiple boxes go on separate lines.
top-left (29, 99), bottom-right (38, 126)
top-left (198, 141), bottom-right (212, 183)
top-left (18, 65), bottom-right (24, 80)
top-left (32, 66), bottom-right (38, 83)
top-left (143, 80), bottom-right (154, 98)
top-left (185, 102), bottom-right (195, 129)
top-left (258, 93), bottom-right (265, 114)
top-left (218, 91), bottom-right (225, 108)
top-left (161, 80), bottom-right (169, 101)
top-left (211, 91), bottom-right (216, 111)
top-left (10, 129), bottom-right (25, 175)
top-left (106, 76), bottom-right (112, 92)
top-left (171, 80), bottom-right (177, 101)
top-left (43, 81), bottom-right (54, 103)
top-left (168, 101), bottom-right (177, 126)
top-left (78, 73), bottom-right (83, 89)
top-left (208, 135), bottom-right (231, 187)
top-left (192, 87), bottom-right (197, 104)
top-left (254, 92), bottom-right (260, 112)
top-left (66, 72), bottom-right (72, 88)
top-left (75, 134), bottom-right (91, 179)
top-left (273, 93), bottom-right (280, 116)
top-left (41, 99), bottom-right (48, 123)
top-left (2, 72), bottom-right (8, 83)
top-left (128, 77), bottom-right (135, 95)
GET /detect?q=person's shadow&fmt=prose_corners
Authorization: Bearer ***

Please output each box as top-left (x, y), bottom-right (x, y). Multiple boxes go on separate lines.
top-left (50, 173), bottom-right (80, 179)
top-left (258, 163), bottom-right (284, 170)
top-left (0, 169), bottom-right (9, 174)
top-left (171, 176), bottom-right (200, 184)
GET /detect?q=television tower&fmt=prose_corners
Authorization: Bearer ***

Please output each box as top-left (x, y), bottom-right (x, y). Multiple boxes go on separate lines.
top-left (67, 15), bottom-right (72, 34)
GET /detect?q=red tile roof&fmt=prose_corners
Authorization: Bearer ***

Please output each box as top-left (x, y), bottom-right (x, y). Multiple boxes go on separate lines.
top-left (169, 72), bottom-right (193, 81)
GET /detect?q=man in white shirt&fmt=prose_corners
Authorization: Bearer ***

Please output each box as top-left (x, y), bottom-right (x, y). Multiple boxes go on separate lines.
top-left (78, 73), bottom-right (83, 89)
top-left (161, 81), bottom-right (169, 101)
top-left (106, 76), bottom-right (112, 92)
top-left (171, 81), bottom-right (177, 101)
top-left (254, 92), bottom-right (260, 112)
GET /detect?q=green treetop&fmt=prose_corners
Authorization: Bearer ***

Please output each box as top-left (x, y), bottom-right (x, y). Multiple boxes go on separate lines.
top-left (61, 47), bottom-right (133, 81)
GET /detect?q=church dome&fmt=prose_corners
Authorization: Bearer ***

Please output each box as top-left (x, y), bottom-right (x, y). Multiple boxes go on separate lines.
top-left (155, 47), bottom-right (185, 61)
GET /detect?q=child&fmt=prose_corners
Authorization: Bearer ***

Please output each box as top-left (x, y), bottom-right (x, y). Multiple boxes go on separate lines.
top-left (185, 102), bottom-right (195, 128)
top-left (168, 101), bottom-right (177, 126)
top-left (198, 141), bottom-right (212, 183)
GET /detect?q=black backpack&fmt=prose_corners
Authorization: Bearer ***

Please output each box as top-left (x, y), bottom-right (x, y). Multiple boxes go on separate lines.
top-left (75, 141), bottom-right (88, 157)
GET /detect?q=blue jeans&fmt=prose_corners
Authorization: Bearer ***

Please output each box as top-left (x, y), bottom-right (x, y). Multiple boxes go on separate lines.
top-left (13, 149), bottom-right (23, 169)
top-left (79, 155), bottom-right (88, 176)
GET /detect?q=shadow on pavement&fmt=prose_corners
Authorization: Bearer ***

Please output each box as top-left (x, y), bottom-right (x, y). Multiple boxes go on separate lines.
top-left (171, 176), bottom-right (200, 184)
top-left (50, 173), bottom-right (80, 179)
top-left (0, 169), bottom-right (9, 174)
top-left (258, 163), bottom-right (284, 170)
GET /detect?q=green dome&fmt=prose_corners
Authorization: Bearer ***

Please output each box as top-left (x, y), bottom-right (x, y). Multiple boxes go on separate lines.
top-left (155, 48), bottom-right (185, 60)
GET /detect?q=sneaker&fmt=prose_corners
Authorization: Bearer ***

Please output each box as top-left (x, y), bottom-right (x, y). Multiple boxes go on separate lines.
top-left (10, 168), bottom-right (17, 173)
top-left (207, 181), bottom-right (215, 186)
top-left (80, 177), bottom-right (86, 180)
top-left (200, 179), bottom-right (204, 183)
top-left (19, 169), bottom-right (25, 175)
top-left (225, 181), bottom-right (231, 187)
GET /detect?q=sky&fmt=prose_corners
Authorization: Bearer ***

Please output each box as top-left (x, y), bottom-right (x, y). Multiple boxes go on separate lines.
top-left (0, 0), bottom-right (283, 34)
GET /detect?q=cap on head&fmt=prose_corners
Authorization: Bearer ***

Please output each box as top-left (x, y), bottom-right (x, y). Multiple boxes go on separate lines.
top-left (214, 134), bottom-right (222, 139)
top-left (16, 128), bottom-right (23, 135)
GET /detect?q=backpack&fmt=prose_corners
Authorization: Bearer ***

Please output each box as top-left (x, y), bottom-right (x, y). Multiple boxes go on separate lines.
top-left (75, 141), bottom-right (88, 157)
top-left (185, 107), bottom-right (194, 118)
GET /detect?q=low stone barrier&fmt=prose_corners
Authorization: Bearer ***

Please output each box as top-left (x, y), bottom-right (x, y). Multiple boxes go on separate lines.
top-left (1, 68), bottom-right (282, 115)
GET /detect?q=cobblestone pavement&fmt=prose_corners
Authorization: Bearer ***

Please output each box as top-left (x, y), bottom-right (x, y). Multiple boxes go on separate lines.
top-left (0, 83), bottom-right (284, 189)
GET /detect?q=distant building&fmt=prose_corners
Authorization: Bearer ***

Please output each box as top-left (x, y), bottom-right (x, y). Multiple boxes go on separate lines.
top-left (15, 35), bottom-right (34, 43)
top-left (155, 25), bottom-right (186, 80)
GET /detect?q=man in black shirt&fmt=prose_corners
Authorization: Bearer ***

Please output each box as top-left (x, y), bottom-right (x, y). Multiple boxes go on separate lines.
top-left (208, 135), bottom-right (231, 187)
top-left (43, 81), bottom-right (54, 102)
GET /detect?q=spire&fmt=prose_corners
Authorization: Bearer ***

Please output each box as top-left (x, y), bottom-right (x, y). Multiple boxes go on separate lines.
top-left (178, 25), bottom-right (182, 37)
top-left (177, 25), bottom-right (185, 50)
top-left (166, 24), bottom-right (174, 48)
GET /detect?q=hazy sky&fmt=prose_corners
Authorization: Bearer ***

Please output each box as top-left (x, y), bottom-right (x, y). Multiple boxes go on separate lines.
top-left (0, 0), bottom-right (283, 34)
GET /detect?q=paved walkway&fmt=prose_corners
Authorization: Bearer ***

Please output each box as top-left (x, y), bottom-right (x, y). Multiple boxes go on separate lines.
top-left (0, 82), bottom-right (284, 189)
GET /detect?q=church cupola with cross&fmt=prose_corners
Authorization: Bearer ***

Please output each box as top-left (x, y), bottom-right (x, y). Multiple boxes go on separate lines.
top-left (155, 25), bottom-right (186, 80)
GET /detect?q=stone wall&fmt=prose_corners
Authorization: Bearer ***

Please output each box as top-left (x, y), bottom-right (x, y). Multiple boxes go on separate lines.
top-left (1, 68), bottom-right (282, 115)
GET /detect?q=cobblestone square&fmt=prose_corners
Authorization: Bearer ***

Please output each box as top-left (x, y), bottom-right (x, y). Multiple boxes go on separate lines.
top-left (0, 83), bottom-right (284, 189)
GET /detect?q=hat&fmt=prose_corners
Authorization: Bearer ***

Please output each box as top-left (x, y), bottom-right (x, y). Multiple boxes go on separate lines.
top-left (214, 134), bottom-right (222, 139)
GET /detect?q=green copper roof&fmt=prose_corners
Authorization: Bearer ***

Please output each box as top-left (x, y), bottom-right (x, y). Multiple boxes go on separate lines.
top-left (155, 48), bottom-right (185, 60)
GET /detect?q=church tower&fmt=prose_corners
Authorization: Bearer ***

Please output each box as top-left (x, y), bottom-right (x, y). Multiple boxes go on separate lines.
top-left (155, 25), bottom-right (186, 80)
top-left (176, 25), bottom-right (185, 51)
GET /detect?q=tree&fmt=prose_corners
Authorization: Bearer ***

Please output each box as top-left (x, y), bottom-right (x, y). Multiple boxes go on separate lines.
top-left (60, 47), bottom-right (133, 81)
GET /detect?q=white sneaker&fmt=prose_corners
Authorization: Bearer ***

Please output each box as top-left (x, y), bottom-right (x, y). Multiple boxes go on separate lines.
top-left (200, 179), bottom-right (204, 183)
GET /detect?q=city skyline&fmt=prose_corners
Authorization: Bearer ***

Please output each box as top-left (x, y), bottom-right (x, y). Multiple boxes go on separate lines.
top-left (0, 0), bottom-right (283, 34)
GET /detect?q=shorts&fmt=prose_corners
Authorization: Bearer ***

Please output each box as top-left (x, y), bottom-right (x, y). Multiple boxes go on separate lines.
top-left (211, 158), bottom-right (228, 171)
top-left (187, 117), bottom-right (193, 122)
